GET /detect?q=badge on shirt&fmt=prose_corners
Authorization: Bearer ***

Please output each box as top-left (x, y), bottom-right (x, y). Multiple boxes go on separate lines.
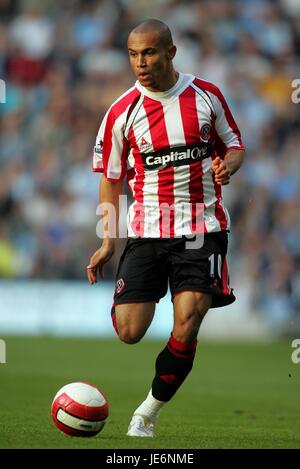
top-left (94, 139), bottom-right (103, 156)
top-left (93, 139), bottom-right (104, 170)
top-left (200, 124), bottom-right (211, 141)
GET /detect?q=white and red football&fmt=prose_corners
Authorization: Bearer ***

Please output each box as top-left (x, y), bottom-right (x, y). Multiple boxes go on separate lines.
top-left (51, 382), bottom-right (109, 437)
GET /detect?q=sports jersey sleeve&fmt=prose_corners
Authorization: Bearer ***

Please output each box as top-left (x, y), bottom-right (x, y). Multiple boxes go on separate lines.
top-left (212, 87), bottom-right (244, 151)
top-left (92, 109), bottom-right (129, 181)
top-left (92, 113), bottom-right (107, 173)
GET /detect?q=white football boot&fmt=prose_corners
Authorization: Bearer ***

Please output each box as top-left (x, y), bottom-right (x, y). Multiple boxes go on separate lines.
top-left (126, 414), bottom-right (155, 437)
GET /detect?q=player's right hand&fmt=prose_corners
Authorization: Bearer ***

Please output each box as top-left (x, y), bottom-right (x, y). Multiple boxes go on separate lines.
top-left (87, 241), bottom-right (115, 284)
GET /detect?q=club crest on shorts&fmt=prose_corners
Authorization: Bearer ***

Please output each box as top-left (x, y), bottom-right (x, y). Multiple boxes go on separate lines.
top-left (116, 278), bottom-right (125, 294)
top-left (200, 124), bottom-right (211, 141)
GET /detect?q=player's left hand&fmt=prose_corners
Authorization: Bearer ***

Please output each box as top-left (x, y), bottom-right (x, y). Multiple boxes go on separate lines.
top-left (211, 156), bottom-right (231, 185)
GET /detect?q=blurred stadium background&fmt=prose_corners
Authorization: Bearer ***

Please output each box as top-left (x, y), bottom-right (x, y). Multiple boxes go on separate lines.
top-left (0, 0), bottom-right (300, 339)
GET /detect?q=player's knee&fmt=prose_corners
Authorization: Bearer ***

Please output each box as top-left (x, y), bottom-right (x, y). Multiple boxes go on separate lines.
top-left (117, 325), bottom-right (144, 344)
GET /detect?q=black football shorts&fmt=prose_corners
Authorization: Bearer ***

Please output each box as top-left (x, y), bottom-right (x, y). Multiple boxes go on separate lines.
top-left (111, 232), bottom-right (235, 312)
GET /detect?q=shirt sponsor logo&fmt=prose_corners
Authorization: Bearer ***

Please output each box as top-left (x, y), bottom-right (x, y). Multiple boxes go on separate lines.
top-left (142, 143), bottom-right (212, 170)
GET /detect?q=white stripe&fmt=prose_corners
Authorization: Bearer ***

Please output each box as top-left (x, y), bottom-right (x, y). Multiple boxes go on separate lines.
top-left (163, 97), bottom-right (186, 146)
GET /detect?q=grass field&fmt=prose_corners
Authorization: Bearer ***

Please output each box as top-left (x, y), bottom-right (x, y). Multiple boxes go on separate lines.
top-left (0, 336), bottom-right (299, 449)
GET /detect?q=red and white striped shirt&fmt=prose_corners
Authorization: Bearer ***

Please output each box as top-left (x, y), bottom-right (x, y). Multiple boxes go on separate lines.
top-left (93, 73), bottom-right (244, 237)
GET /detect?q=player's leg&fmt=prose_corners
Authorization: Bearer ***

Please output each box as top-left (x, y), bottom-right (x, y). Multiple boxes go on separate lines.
top-left (120, 298), bottom-right (162, 437)
top-left (127, 292), bottom-right (211, 437)
top-left (172, 290), bottom-right (211, 341)
top-left (114, 302), bottom-right (156, 344)
top-left (150, 291), bottom-right (211, 403)
top-left (127, 233), bottom-right (235, 437)
top-left (110, 238), bottom-right (169, 345)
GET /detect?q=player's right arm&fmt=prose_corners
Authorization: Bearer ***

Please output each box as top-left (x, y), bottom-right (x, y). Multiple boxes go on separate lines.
top-left (87, 177), bottom-right (123, 284)
top-left (87, 102), bottom-right (130, 285)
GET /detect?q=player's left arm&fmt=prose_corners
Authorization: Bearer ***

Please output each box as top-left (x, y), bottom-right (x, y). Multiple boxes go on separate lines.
top-left (211, 85), bottom-right (245, 185)
top-left (212, 149), bottom-right (244, 185)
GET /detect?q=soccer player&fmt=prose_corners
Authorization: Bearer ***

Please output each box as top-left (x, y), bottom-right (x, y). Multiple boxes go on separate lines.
top-left (87, 19), bottom-right (245, 437)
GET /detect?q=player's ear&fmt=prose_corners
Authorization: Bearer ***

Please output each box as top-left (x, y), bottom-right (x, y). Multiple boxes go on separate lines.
top-left (168, 45), bottom-right (177, 60)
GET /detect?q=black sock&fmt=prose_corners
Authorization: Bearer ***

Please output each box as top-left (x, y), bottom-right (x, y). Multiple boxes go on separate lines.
top-left (151, 334), bottom-right (197, 402)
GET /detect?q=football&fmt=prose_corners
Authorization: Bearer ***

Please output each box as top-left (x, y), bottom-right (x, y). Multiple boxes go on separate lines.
top-left (51, 382), bottom-right (109, 437)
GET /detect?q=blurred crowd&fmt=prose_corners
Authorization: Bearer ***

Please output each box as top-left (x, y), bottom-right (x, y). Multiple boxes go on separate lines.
top-left (0, 0), bottom-right (300, 331)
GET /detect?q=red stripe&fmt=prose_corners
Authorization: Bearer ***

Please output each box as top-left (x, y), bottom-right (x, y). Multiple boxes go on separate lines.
top-left (102, 88), bottom-right (140, 181)
top-left (167, 334), bottom-right (197, 358)
top-left (126, 168), bottom-right (135, 187)
top-left (143, 97), bottom-right (174, 237)
top-left (169, 334), bottom-right (197, 352)
top-left (92, 168), bottom-right (104, 173)
top-left (179, 87), bottom-right (205, 233)
top-left (213, 133), bottom-right (228, 159)
top-left (160, 374), bottom-right (178, 384)
top-left (213, 177), bottom-right (227, 230)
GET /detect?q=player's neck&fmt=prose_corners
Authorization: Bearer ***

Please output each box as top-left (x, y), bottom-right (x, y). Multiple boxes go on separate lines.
top-left (146, 70), bottom-right (179, 93)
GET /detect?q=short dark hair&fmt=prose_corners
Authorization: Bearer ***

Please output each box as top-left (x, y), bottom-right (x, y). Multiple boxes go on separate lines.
top-left (129, 19), bottom-right (173, 48)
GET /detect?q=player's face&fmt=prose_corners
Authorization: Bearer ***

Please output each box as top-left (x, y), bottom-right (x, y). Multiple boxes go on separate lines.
top-left (127, 31), bottom-right (176, 92)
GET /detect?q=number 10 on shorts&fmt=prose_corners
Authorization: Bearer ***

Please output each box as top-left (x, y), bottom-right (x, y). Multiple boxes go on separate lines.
top-left (208, 253), bottom-right (230, 292)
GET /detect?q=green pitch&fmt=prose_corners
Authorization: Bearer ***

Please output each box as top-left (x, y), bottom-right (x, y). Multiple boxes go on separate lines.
top-left (0, 336), bottom-right (299, 449)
